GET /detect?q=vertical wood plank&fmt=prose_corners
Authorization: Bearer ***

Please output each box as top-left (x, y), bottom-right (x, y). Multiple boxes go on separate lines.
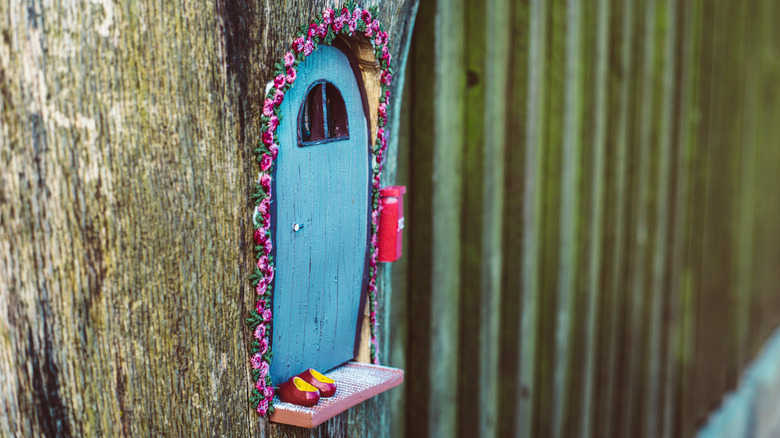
top-left (663, 0), bottom-right (702, 436)
top-left (478, 0), bottom-right (510, 436)
top-left (600, 1), bottom-right (637, 436)
top-left (578, 0), bottom-right (609, 435)
top-left (515, 0), bottom-right (546, 436)
top-left (459, 0), bottom-right (487, 435)
top-left (645, 0), bottom-right (678, 435)
top-left (622, 0), bottom-right (657, 435)
top-left (429, 0), bottom-right (464, 436)
top-left (692, 0), bottom-right (725, 422)
top-left (405, 0), bottom-right (437, 435)
top-left (733, 0), bottom-right (759, 374)
top-left (537, 1), bottom-right (567, 435)
top-left (552, 0), bottom-right (584, 435)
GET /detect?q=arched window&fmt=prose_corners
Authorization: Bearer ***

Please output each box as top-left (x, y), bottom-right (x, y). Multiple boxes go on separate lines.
top-left (298, 80), bottom-right (349, 146)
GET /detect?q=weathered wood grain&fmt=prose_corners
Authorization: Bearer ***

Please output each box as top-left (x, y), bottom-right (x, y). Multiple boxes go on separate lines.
top-left (0, 0), bottom-right (418, 436)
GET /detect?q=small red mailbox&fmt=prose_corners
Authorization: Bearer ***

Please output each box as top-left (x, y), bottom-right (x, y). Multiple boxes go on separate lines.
top-left (377, 186), bottom-right (406, 262)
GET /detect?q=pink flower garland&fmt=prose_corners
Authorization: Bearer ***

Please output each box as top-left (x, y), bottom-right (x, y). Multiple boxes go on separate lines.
top-left (248, 2), bottom-right (392, 417)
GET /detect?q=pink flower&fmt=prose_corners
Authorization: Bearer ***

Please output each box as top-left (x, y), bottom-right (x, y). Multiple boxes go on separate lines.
top-left (382, 46), bottom-right (391, 61)
top-left (255, 377), bottom-right (266, 392)
top-left (257, 198), bottom-right (270, 215)
top-left (341, 7), bottom-right (350, 20)
top-left (256, 278), bottom-right (268, 295)
top-left (259, 337), bottom-right (269, 354)
top-left (333, 16), bottom-right (344, 32)
top-left (258, 361), bottom-right (270, 378)
top-left (254, 323), bottom-right (266, 340)
top-left (262, 213), bottom-right (271, 229)
top-left (371, 233), bottom-right (377, 247)
top-left (323, 8), bottom-right (334, 25)
top-left (263, 99), bottom-right (274, 117)
top-left (251, 353), bottom-right (263, 369)
top-left (303, 40), bottom-right (314, 56)
top-left (256, 255), bottom-right (269, 271)
top-left (285, 68), bottom-right (296, 84)
top-left (253, 229), bottom-right (265, 245)
top-left (255, 299), bottom-right (266, 314)
top-left (364, 24), bottom-right (373, 37)
top-left (269, 115), bottom-right (279, 130)
top-left (268, 143), bottom-right (279, 158)
top-left (264, 238), bottom-right (273, 255)
top-left (308, 23), bottom-right (318, 38)
top-left (265, 266), bottom-right (275, 283)
top-left (284, 51), bottom-right (295, 68)
top-left (380, 70), bottom-right (392, 85)
top-left (317, 23), bottom-right (328, 38)
top-left (370, 21), bottom-right (381, 35)
top-left (262, 130), bottom-right (274, 146)
top-left (378, 102), bottom-right (387, 117)
top-left (264, 386), bottom-right (274, 401)
top-left (293, 36), bottom-right (305, 53)
top-left (261, 308), bottom-right (273, 322)
top-left (257, 399), bottom-right (268, 416)
top-left (274, 74), bottom-right (286, 89)
top-left (260, 154), bottom-right (273, 171)
top-left (348, 18), bottom-right (357, 34)
top-left (273, 89), bottom-right (284, 105)
top-left (260, 173), bottom-right (272, 192)
top-left (362, 10), bottom-right (372, 23)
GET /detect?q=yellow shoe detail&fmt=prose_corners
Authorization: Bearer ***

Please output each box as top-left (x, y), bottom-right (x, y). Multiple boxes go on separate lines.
top-left (309, 369), bottom-right (335, 384)
top-left (293, 377), bottom-right (319, 392)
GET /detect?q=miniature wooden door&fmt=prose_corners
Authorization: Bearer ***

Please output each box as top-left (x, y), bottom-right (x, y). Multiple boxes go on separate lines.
top-left (270, 45), bottom-right (370, 385)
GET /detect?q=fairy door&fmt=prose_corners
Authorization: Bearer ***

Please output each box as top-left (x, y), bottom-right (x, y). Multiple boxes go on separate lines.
top-left (270, 45), bottom-right (370, 385)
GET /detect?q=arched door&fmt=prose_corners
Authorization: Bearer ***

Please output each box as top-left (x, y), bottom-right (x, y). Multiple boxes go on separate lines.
top-left (270, 45), bottom-right (370, 385)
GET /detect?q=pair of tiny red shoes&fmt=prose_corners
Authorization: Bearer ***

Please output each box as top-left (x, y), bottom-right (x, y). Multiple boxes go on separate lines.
top-left (277, 368), bottom-right (337, 407)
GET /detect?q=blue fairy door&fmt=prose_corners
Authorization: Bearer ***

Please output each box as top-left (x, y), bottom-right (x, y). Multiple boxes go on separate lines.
top-left (270, 45), bottom-right (370, 385)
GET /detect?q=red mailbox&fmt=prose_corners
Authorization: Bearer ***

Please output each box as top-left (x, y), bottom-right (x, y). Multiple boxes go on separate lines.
top-left (377, 186), bottom-right (406, 262)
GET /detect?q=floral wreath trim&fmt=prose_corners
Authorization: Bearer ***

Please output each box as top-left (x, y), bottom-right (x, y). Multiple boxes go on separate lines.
top-left (245, 1), bottom-right (393, 417)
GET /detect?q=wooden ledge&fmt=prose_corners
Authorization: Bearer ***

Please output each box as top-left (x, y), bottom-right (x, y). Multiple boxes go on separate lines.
top-left (269, 362), bottom-right (404, 429)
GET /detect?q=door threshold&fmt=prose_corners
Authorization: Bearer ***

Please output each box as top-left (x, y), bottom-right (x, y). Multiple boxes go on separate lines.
top-left (269, 361), bottom-right (404, 428)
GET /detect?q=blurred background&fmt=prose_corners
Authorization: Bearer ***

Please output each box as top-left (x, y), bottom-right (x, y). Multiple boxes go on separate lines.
top-left (381, 0), bottom-right (780, 437)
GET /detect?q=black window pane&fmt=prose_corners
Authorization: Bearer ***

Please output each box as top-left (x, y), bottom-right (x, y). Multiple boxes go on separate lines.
top-left (326, 83), bottom-right (348, 139)
top-left (300, 84), bottom-right (325, 143)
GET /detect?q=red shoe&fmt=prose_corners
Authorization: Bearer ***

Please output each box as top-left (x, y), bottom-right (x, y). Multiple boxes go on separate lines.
top-left (277, 376), bottom-right (320, 406)
top-left (296, 368), bottom-right (337, 398)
